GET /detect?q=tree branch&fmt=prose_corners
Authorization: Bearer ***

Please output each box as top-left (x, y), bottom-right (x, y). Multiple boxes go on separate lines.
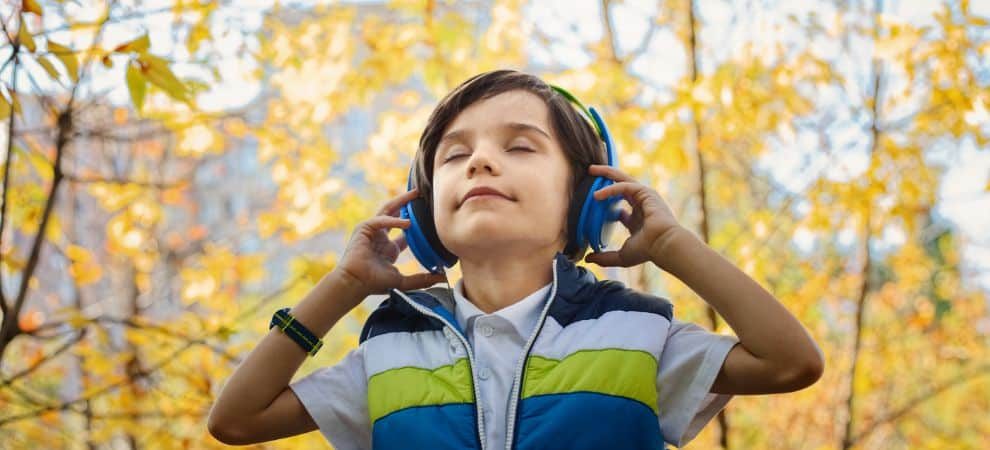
top-left (62, 171), bottom-right (191, 189)
top-left (848, 364), bottom-right (990, 446)
top-left (0, 277), bottom-right (302, 427)
top-left (598, 0), bottom-right (620, 63)
top-left (0, 339), bottom-right (199, 426)
top-left (0, 329), bottom-right (86, 387)
top-left (0, 47), bottom-right (18, 330)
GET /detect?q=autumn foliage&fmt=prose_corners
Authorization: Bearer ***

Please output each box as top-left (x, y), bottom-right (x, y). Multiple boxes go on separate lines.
top-left (0, 0), bottom-right (988, 449)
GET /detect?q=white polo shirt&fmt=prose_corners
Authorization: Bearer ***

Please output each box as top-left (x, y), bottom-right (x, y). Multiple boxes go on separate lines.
top-left (450, 278), bottom-right (553, 450)
top-left (289, 280), bottom-right (738, 450)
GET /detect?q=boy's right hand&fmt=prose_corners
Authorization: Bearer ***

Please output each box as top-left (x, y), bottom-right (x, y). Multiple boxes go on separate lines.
top-left (333, 188), bottom-right (448, 301)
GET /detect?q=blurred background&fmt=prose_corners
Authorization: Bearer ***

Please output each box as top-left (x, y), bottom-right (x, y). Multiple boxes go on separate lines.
top-left (0, 0), bottom-right (988, 448)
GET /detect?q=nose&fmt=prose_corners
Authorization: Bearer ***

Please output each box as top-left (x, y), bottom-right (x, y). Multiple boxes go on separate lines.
top-left (466, 144), bottom-right (501, 177)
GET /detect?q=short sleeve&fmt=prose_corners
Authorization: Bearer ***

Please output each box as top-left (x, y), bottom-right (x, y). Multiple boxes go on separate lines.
top-left (289, 345), bottom-right (371, 450)
top-left (656, 318), bottom-right (739, 448)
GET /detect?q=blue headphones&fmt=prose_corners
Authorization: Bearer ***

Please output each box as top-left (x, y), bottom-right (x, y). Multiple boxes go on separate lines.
top-left (400, 85), bottom-right (622, 274)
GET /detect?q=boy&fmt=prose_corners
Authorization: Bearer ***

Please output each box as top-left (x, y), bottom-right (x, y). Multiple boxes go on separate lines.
top-left (208, 70), bottom-right (824, 449)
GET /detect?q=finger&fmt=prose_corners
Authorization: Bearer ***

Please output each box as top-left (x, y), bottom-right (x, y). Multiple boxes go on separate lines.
top-left (584, 250), bottom-right (626, 267)
top-left (391, 233), bottom-right (408, 252)
top-left (399, 272), bottom-right (449, 291)
top-left (592, 181), bottom-right (641, 202)
top-left (366, 215), bottom-right (411, 231)
top-left (378, 188), bottom-right (421, 217)
top-left (588, 164), bottom-right (635, 182)
top-left (617, 208), bottom-right (634, 229)
top-left (378, 188), bottom-right (419, 217)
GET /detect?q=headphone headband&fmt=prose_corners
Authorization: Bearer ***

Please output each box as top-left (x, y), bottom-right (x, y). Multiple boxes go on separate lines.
top-left (550, 84), bottom-right (616, 168)
top-left (549, 84), bottom-right (604, 138)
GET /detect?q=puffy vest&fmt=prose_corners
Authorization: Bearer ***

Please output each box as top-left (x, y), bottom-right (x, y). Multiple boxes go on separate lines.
top-left (358, 252), bottom-right (674, 450)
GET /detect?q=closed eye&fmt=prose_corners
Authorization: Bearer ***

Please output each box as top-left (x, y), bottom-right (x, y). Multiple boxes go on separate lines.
top-left (443, 147), bottom-right (533, 163)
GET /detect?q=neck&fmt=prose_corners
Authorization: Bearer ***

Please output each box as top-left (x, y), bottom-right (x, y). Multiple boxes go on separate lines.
top-left (457, 246), bottom-right (559, 314)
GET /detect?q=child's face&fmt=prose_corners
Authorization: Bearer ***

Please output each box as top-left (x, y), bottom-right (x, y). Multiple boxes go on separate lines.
top-left (431, 89), bottom-right (572, 260)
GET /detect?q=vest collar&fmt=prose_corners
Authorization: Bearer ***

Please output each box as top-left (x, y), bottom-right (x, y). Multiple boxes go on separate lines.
top-left (391, 251), bottom-right (599, 314)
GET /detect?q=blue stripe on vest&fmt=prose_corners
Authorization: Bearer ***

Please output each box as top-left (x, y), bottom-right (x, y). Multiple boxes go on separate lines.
top-left (513, 391), bottom-right (666, 450)
top-left (372, 403), bottom-right (481, 450)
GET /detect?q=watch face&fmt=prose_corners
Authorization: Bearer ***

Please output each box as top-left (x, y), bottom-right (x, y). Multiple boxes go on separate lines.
top-left (270, 308), bottom-right (288, 328)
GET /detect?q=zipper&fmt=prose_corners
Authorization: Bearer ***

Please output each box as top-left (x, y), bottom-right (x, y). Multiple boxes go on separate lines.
top-left (391, 289), bottom-right (488, 450)
top-left (503, 256), bottom-right (560, 450)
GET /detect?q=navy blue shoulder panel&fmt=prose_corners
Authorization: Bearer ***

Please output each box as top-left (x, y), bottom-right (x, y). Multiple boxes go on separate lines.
top-left (359, 291), bottom-right (447, 344)
top-left (549, 276), bottom-right (674, 327)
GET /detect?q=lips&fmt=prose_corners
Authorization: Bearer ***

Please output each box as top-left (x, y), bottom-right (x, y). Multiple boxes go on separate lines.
top-left (461, 186), bottom-right (513, 205)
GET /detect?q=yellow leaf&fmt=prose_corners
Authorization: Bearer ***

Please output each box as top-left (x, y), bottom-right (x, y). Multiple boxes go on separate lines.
top-left (137, 54), bottom-right (191, 103)
top-left (22, 145), bottom-right (52, 181)
top-left (67, 311), bottom-right (89, 330)
top-left (35, 55), bottom-right (59, 80)
top-left (47, 40), bottom-right (78, 82)
top-left (66, 244), bottom-right (92, 262)
top-left (22, 0), bottom-right (43, 16)
top-left (18, 20), bottom-right (36, 52)
top-left (126, 62), bottom-right (146, 111)
top-left (186, 22), bottom-right (210, 54)
top-left (0, 94), bottom-right (9, 121)
top-left (114, 34), bottom-right (150, 53)
top-left (9, 91), bottom-right (21, 115)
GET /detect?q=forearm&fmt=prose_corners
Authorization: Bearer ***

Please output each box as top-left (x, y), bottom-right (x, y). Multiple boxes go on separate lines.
top-left (650, 226), bottom-right (822, 368)
top-left (209, 270), bottom-right (367, 424)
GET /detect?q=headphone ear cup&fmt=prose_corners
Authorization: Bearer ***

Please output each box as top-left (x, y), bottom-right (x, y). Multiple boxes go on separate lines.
top-left (565, 175), bottom-right (597, 258)
top-left (578, 176), bottom-right (616, 253)
top-left (587, 180), bottom-right (621, 251)
top-left (405, 196), bottom-right (458, 272)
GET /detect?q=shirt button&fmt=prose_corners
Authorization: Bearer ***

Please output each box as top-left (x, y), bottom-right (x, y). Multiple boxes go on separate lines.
top-left (480, 325), bottom-right (494, 337)
top-left (479, 367), bottom-right (491, 380)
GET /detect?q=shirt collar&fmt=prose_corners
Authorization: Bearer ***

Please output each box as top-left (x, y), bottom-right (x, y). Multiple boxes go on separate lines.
top-left (452, 277), bottom-right (552, 338)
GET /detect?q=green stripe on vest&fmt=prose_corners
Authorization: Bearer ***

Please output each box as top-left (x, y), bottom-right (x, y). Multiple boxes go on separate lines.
top-left (368, 358), bottom-right (475, 423)
top-left (522, 348), bottom-right (659, 415)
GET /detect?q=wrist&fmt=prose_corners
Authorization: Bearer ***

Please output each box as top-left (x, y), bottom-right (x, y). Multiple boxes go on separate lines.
top-left (329, 268), bottom-right (372, 300)
top-left (649, 225), bottom-right (696, 270)
top-left (286, 270), bottom-right (369, 340)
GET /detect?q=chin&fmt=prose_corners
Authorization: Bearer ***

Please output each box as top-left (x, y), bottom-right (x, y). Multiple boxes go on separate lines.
top-left (447, 231), bottom-right (518, 249)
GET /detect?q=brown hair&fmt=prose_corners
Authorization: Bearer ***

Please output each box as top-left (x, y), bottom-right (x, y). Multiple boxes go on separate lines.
top-left (411, 69), bottom-right (607, 261)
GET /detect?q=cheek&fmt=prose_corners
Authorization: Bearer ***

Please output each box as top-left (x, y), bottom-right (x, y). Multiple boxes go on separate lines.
top-left (430, 178), bottom-right (454, 228)
top-left (430, 173), bottom-right (452, 207)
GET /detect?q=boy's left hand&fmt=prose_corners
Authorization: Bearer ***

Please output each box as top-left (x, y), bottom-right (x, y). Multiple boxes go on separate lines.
top-left (583, 164), bottom-right (683, 268)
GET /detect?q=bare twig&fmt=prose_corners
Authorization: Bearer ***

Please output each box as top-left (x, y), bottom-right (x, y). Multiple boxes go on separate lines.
top-left (0, 47), bottom-right (18, 326)
top-left (848, 364), bottom-right (990, 446)
top-left (62, 171), bottom-right (191, 189)
top-left (0, 329), bottom-right (87, 387)
top-left (842, 2), bottom-right (886, 448)
top-left (0, 276), bottom-right (302, 427)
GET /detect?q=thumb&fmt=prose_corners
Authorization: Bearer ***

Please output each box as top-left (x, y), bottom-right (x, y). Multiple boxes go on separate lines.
top-left (585, 251), bottom-right (623, 267)
top-left (399, 272), bottom-right (448, 291)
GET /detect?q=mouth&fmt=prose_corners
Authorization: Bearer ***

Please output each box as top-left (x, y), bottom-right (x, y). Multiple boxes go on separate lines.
top-left (463, 194), bottom-right (511, 204)
top-left (460, 187), bottom-right (515, 207)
